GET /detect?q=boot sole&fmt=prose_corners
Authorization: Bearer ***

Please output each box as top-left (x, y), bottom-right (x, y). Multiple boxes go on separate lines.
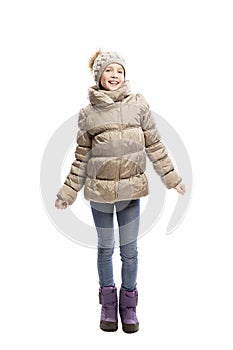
top-left (122, 323), bottom-right (139, 333)
top-left (100, 321), bottom-right (118, 332)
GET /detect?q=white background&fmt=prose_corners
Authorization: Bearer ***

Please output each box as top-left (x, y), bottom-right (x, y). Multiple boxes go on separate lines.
top-left (1, 0), bottom-right (233, 348)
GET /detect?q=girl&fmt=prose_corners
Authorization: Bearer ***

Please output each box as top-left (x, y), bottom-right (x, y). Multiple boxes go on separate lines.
top-left (55, 50), bottom-right (185, 333)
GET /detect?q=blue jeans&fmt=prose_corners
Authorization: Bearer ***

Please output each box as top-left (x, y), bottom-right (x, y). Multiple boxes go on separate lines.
top-left (90, 199), bottom-right (140, 291)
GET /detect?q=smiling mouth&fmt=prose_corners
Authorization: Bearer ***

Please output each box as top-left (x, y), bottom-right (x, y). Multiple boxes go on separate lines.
top-left (108, 81), bottom-right (119, 85)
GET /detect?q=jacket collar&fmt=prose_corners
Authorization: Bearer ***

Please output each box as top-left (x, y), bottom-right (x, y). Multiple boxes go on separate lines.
top-left (88, 81), bottom-right (131, 106)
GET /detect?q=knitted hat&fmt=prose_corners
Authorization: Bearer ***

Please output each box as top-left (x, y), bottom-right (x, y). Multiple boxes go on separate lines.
top-left (89, 50), bottom-right (126, 88)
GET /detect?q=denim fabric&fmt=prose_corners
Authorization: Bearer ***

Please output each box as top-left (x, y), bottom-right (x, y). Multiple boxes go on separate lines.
top-left (91, 199), bottom-right (140, 291)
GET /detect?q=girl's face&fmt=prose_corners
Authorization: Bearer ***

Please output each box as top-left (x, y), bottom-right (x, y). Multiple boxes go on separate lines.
top-left (100, 63), bottom-right (125, 91)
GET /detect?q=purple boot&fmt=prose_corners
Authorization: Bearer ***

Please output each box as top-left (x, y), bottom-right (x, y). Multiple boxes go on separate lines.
top-left (99, 286), bottom-right (118, 332)
top-left (119, 288), bottom-right (139, 333)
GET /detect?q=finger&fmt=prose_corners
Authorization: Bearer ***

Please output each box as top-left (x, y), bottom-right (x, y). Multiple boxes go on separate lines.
top-left (177, 186), bottom-right (184, 195)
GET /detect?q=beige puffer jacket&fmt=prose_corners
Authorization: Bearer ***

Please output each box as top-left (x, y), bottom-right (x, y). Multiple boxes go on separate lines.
top-left (57, 81), bottom-right (181, 204)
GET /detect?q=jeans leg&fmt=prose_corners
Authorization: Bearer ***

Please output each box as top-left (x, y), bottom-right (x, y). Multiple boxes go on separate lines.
top-left (91, 202), bottom-right (115, 288)
top-left (116, 200), bottom-right (140, 291)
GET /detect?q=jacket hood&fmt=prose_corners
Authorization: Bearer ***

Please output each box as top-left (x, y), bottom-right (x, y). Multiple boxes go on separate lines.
top-left (88, 81), bottom-right (131, 105)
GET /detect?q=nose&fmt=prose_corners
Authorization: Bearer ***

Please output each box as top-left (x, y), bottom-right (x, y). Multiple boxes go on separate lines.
top-left (111, 70), bottom-right (118, 78)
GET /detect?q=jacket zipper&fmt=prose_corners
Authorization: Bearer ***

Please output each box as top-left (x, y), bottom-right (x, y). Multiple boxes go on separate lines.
top-left (115, 103), bottom-right (122, 201)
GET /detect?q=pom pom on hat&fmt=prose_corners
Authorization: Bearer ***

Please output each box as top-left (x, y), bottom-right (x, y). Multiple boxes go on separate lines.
top-left (89, 50), bottom-right (126, 88)
top-left (88, 49), bottom-right (102, 72)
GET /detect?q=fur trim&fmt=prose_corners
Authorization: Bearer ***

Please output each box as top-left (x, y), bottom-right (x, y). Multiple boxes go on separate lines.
top-left (88, 50), bottom-right (102, 71)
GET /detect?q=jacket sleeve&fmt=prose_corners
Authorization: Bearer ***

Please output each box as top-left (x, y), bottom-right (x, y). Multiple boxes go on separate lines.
top-left (57, 109), bottom-right (92, 205)
top-left (138, 94), bottom-right (182, 189)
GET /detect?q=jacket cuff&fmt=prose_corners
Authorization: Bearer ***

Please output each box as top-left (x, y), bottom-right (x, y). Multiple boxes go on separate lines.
top-left (57, 185), bottom-right (77, 205)
top-left (161, 171), bottom-right (182, 189)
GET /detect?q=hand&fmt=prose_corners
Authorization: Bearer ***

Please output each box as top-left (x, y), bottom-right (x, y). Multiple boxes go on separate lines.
top-left (174, 183), bottom-right (186, 195)
top-left (55, 198), bottom-right (68, 209)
